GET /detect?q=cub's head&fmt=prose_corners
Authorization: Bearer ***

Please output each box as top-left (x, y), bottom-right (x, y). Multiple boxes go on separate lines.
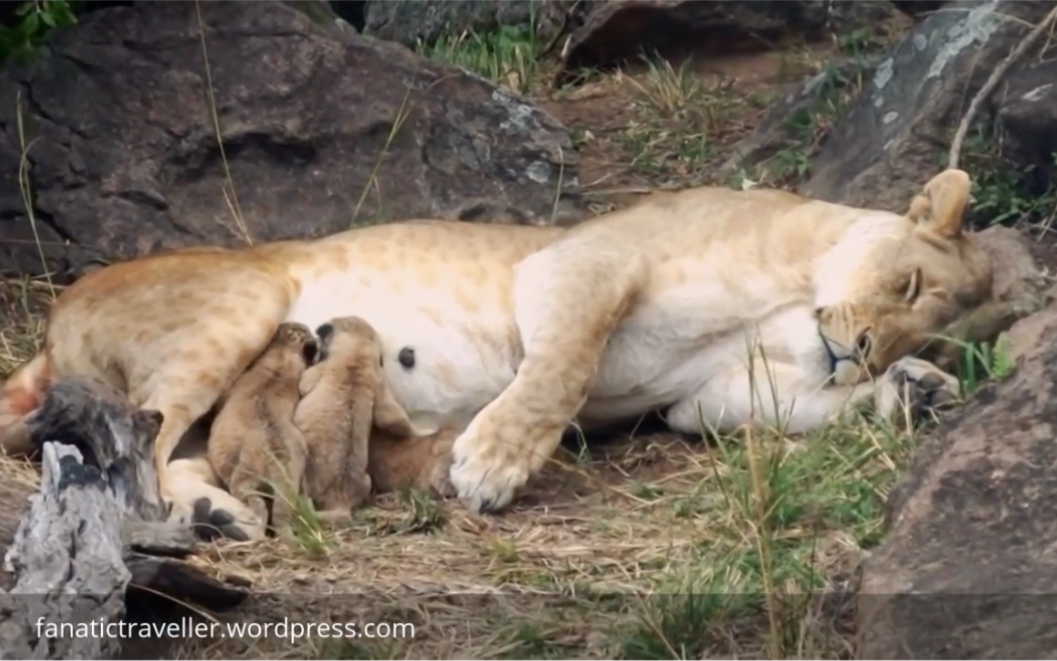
top-left (268, 321), bottom-right (319, 367)
top-left (814, 169), bottom-right (994, 385)
top-left (315, 316), bottom-right (384, 369)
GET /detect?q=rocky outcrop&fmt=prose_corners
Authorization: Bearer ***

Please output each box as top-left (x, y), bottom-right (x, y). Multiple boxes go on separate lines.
top-left (856, 225), bottom-right (1057, 660)
top-left (802, 0), bottom-right (1055, 211)
top-left (362, 0), bottom-right (577, 50)
top-left (718, 55), bottom-right (882, 181)
top-left (0, 1), bottom-right (581, 279)
top-left (559, 0), bottom-right (899, 72)
top-left (889, 1), bottom-right (948, 20)
top-left (994, 54), bottom-right (1057, 184)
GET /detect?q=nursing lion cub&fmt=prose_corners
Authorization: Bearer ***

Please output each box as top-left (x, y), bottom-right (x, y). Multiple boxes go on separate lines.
top-left (294, 315), bottom-right (420, 521)
top-left (0, 169), bottom-right (994, 542)
top-left (207, 322), bottom-right (318, 538)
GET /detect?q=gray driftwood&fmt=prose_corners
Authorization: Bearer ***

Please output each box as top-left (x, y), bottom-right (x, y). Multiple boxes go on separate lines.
top-left (0, 376), bottom-right (248, 660)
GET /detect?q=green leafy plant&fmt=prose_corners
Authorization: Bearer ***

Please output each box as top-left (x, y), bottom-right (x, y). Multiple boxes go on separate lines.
top-left (948, 126), bottom-right (1057, 230)
top-left (417, 16), bottom-right (541, 95)
top-left (0, 0), bottom-right (78, 65)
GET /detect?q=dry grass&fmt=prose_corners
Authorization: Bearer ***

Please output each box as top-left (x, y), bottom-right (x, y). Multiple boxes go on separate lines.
top-left (169, 408), bottom-right (914, 660)
top-left (612, 56), bottom-right (761, 184)
top-left (0, 276), bottom-right (53, 377)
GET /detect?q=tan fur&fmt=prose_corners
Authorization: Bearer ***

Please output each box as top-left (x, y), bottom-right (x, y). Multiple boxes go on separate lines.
top-left (0, 169), bottom-right (996, 536)
top-left (293, 316), bottom-right (417, 523)
top-left (368, 428), bottom-right (458, 497)
top-left (207, 322), bottom-right (317, 536)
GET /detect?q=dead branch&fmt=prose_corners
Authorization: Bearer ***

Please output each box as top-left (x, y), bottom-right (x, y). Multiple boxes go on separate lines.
top-left (948, 5), bottom-right (1057, 170)
top-left (0, 376), bottom-right (248, 660)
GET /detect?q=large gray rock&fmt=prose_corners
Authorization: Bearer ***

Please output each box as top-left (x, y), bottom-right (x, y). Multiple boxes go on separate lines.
top-left (802, 0), bottom-right (1056, 211)
top-left (0, 1), bottom-right (581, 279)
top-left (856, 226), bottom-right (1057, 659)
top-left (994, 54), bottom-right (1057, 182)
top-left (560, 0), bottom-right (899, 72)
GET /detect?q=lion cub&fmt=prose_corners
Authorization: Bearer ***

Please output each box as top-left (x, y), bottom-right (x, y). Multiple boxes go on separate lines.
top-left (207, 322), bottom-right (318, 535)
top-left (294, 316), bottom-right (417, 523)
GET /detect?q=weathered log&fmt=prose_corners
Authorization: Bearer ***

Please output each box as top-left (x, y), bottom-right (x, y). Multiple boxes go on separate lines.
top-left (0, 376), bottom-right (248, 660)
top-left (25, 376), bottom-right (166, 521)
top-left (0, 443), bottom-right (129, 659)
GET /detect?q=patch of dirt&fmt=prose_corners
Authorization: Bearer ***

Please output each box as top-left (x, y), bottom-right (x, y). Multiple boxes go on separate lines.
top-left (535, 77), bottom-right (638, 191)
top-left (1027, 229), bottom-right (1057, 275)
top-left (534, 40), bottom-right (854, 217)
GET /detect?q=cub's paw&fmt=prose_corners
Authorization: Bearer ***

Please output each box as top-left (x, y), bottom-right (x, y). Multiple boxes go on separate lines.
top-left (876, 356), bottom-right (961, 427)
top-left (425, 461), bottom-right (457, 499)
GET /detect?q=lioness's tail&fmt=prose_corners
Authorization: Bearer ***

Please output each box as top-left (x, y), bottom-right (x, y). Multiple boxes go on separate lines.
top-left (0, 353), bottom-right (53, 455)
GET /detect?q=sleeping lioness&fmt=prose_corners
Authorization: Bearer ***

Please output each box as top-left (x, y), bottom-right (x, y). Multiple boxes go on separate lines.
top-left (0, 169), bottom-right (996, 541)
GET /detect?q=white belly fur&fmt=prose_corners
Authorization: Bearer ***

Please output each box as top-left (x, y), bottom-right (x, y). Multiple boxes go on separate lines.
top-left (284, 271), bottom-right (832, 436)
top-left (578, 303), bottom-right (830, 427)
top-left (285, 271), bottom-right (520, 434)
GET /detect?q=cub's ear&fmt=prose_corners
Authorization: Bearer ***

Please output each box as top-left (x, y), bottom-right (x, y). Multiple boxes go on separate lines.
top-left (315, 322), bottom-right (334, 346)
top-left (906, 168), bottom-right (971, 239)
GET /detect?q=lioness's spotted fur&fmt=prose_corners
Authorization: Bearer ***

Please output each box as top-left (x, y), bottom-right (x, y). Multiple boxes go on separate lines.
top-left (0, 170), bottom-right (995, 540)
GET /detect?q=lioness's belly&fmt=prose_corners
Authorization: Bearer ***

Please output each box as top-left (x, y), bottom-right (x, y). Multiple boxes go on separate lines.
top-left (279, 220), bottom-right (827, 434)
top-left (282, 222), bottom-right (547, 432)
top-left (287, 275), bottom-right (746, 434)
top-left (289, 292), bottom-right (711, 433)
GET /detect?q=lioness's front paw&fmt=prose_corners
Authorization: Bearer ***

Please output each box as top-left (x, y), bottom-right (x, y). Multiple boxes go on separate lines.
top-left (876, 356), bottom-right (961, 426)
top-left (449, 414), bottom-right (554, 513)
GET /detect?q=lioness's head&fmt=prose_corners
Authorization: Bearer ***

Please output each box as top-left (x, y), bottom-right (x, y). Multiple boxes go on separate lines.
top-left (813, 169), bottom-right (993, 385)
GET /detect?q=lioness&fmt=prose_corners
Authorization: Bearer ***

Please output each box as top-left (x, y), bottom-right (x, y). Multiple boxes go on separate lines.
top-left (0, 170), bottom-right (993, 541)
top-left (207, 322), bottom-right (318, 538)
top-left (295, 316), bottom-right (418, 522)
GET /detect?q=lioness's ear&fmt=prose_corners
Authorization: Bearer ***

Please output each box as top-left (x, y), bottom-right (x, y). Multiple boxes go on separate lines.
top-left (907, 169), bottom-right (971, 239)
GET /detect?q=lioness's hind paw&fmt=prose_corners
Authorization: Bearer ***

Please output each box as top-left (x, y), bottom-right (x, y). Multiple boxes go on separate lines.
top-left (189, 496), bottom-right (266, 543)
